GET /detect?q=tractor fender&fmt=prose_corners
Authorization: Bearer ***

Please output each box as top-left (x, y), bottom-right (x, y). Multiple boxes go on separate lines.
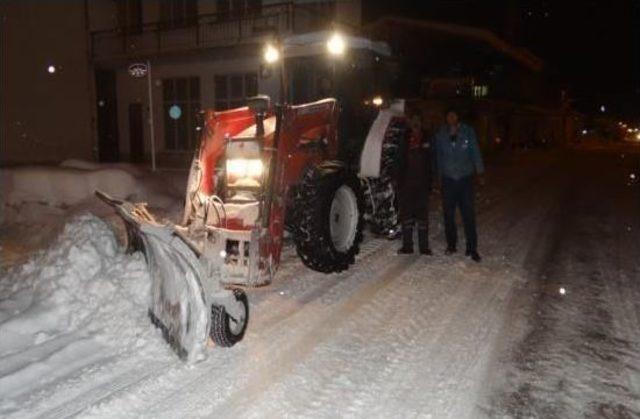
top-left (358, 100), bottom-right (405, 178)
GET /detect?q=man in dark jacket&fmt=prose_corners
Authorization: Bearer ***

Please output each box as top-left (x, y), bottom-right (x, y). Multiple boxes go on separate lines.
top-left (396, 114), bottom-right (433, 255)
top-left (433, 109), bottom-right (484, 262)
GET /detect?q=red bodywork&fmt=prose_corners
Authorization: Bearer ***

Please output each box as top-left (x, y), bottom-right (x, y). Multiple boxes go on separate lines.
top-left (195, 99), bottom-right (339, 273)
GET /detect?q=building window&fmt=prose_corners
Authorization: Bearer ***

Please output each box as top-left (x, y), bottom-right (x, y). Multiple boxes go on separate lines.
top-left (116, 0), bottom-right (142, 33)
top-left (160, 0), bottom-right (198, 29)
top-left (473, 85), bottom-right (489, 98)
top-left (214, 73), bottom-right (258, 110)
top-left (163, 77), bottom-right (200, 151)
top-left (217, 0), bottom-right (262, 18)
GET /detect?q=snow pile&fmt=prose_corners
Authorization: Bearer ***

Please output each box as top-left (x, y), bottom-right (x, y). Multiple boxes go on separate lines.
top-left (0, 163), bottom-right (184, 266)
top-left (1, 167), bottom-right (140, 207)
top-left (0, 215), bottom-right (158, 410)
top-left (59, 159), bottom-right (146, 177)
top-left (1, 161), bottom-right (184, 216)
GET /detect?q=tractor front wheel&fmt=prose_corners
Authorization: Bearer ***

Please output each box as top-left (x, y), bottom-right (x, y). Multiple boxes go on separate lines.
top-left (293, 162), bottom-right (364, 273)
top-left (209, 288), bottom-right (249, 347)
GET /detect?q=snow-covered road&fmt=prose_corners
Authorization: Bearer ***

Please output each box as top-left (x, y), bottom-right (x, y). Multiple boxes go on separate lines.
top-left (486, 150), bottom-right (640, 417)
top-left (1, 148), bottom-right (639, 418)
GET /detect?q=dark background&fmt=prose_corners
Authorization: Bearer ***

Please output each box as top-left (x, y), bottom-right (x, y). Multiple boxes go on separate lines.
top-left (363, 0), bottom-right (640, 119)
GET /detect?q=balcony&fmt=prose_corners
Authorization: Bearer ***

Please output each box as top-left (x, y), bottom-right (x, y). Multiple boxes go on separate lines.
top-left (91, 2), bottom-right (327, 61)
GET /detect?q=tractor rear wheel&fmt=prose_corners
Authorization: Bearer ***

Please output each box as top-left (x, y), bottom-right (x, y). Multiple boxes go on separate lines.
top-left (292, 161), bottom-right (364, 273)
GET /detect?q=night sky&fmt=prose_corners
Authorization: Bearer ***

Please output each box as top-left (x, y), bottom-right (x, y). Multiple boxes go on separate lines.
top-left (363, 0), bottom-right (640, 118)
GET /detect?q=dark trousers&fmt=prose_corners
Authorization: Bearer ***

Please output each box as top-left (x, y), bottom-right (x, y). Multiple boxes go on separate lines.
top-left (441, 176), bottom-right (477, 252)
top-left (398, 155), bottom-right (430, 250)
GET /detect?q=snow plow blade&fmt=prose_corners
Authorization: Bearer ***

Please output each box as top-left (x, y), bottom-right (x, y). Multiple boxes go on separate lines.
top-left (96, 191), bottom-right (211, 362)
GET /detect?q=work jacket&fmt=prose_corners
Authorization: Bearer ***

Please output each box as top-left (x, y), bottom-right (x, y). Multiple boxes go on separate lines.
top-left (395, 127), bottom-right (433, 189)
top-left (433, 123), bottom-right (484, 180)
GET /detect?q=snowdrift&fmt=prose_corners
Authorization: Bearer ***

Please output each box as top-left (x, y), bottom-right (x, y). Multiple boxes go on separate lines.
top-left (0, 215), bottom-right (159, 409)
top-left (2, 166), bottom-right (139, 208)
top-left (0, 163), bottom-right (184, 238)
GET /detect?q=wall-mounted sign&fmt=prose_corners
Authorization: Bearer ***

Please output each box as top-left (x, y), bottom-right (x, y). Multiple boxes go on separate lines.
top-left (128, 63), bottom-right (148, 78)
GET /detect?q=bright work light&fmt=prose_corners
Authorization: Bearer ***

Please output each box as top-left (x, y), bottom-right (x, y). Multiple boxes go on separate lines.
top-left (227, 159), bottom-right (264, 180)
top-left (264, 44), bottom-right (280, 64)
top-left (327, 32), bottom-right (346, 56)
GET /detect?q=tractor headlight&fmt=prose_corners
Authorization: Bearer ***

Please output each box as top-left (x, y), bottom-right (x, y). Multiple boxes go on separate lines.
top-left (226, 159), bottom-right (264, 187)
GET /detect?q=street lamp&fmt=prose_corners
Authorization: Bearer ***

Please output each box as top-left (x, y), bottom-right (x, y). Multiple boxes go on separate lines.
top-left (262, 41), bottom-right (287, 103)
top-left (263, 44), bottom-right (280, 64)
top-left (326, 32), bottom-right (346, 56)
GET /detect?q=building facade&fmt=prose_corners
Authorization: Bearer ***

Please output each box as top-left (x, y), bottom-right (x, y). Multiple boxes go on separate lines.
top-left (1, 0), bottom-right (361, 166)
top-left (366, 17), bottom-right (578, 150)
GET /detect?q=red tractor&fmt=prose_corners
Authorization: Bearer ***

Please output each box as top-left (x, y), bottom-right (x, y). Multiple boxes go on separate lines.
top-left (98, 33), bottom-right (407, 362)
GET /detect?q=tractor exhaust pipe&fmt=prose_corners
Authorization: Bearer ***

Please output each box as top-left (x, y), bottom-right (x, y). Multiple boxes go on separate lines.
top-left (247, 95), bottom-right (270, 138)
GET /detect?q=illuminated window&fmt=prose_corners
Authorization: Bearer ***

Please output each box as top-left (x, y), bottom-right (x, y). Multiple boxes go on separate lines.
top-left (473, 85), bottom-right (489, 98)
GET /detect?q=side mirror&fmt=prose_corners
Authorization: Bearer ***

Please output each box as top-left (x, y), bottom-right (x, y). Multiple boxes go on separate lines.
top-left (246, 95), bottom-right (270, 137)
top-left (246, 95), bottom-right (270, 114)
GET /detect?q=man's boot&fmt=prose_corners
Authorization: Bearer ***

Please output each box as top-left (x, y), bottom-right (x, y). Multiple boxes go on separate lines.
top-left (397, 224), bottom-right (414, 254)
top-left (418, 226), bottom-right (432, 255)
top-left (466, 249), bottom-right (482, 262)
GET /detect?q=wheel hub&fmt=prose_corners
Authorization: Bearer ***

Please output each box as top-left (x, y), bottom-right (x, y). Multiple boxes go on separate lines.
top-left (329, 185), bottom-right (359, 252)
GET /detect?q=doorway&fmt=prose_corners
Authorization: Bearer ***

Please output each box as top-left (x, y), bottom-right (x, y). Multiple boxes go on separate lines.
top-left (128, 103), bottom-right (144, 163)
top-left (95, 69), bottom-right (120, 162)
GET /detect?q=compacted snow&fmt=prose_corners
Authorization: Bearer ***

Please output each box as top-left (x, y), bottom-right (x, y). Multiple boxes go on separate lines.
top-left (1, 149), bottom-right (639, 418)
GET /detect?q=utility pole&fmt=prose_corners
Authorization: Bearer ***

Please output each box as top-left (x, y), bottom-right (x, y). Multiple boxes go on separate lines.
top-left (147, 60), bottom-right (156, 171)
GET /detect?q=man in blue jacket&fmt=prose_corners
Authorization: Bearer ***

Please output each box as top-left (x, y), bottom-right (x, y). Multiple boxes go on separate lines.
top-left (433, 108), bottom-right (484, 262)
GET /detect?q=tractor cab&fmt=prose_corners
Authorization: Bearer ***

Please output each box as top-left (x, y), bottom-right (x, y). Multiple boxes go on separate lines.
top-left (281, 31), bottom-right (398, 163)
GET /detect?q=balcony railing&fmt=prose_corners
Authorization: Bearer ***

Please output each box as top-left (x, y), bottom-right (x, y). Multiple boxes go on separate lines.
top-left (91, 2), bottom-right (329, 60)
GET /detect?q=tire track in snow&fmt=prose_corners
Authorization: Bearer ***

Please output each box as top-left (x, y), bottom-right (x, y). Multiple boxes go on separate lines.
top-left (486, 151), bottom-right (640, 417)
top-left (115, 250), bottom-right (420, 419)
top-left (80, 239), bottom-right (400, 419)
top-left (216, 253), bottom-right (426, 418)
top-left (18, 237), bottom-right (390, 419)
top-left (238, 257), bottom-right (455, 418)
top-left (0, 333), bottom-right (80, 378)
top-left (32, 359), bottom-right (172, 419)
top-left (252, 260), bottom-right (474, 418)
top-left (0, 338), bottom-right (112, 413)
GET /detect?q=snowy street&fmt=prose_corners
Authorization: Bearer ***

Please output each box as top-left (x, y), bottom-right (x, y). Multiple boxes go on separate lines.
top-left (1, 147), bottom-right (640, 418)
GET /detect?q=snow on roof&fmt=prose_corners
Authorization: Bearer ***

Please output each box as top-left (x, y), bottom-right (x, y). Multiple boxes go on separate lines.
top-left (282, 30), bottom-right (392, 58)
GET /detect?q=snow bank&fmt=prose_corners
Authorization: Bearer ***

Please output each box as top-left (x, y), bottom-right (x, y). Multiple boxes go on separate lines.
top-left (0, 215), bottom-right (156, 407)
top-left (0, 164), bottom-right (184, 230)
top-left (59, 159), bottom-right (147, 178)
top-left (1, 167), bottom-right (140, 207)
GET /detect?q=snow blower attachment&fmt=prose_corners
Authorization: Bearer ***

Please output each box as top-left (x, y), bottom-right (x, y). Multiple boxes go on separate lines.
top-left (96, 191), bottom-right (248, 362)
top-left (97, 93), bottom-right (406, 361)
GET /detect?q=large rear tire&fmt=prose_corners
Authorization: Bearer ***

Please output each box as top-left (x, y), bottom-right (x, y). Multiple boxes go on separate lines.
top-left (363, 117), bottom-right (404, 237)
top-left (292, 161), bottom-right (365, 273)
top-left (364, 177), bottom-right (398, 237)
